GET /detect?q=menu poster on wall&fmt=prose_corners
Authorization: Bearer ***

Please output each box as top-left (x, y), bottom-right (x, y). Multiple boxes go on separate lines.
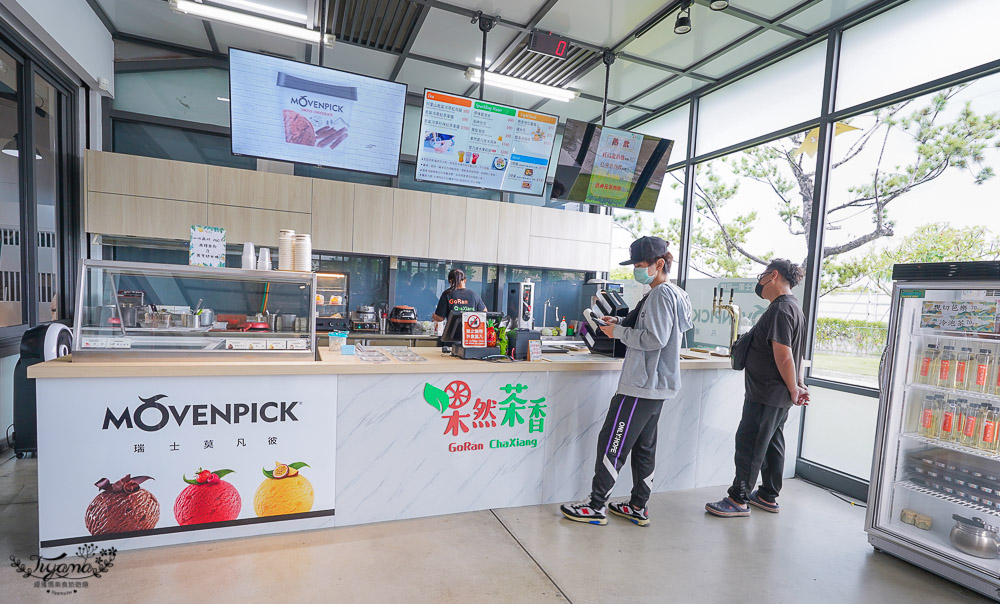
top-left (189, 225), bottom-right (226, 268)
top-left (229, 48), bottom-right (407, 176)
top-left (415, 90), bottom-right (558, 196)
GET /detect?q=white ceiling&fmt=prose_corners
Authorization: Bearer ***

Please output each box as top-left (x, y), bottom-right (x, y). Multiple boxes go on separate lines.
top-left (96, 0), bottom-right (884, 129)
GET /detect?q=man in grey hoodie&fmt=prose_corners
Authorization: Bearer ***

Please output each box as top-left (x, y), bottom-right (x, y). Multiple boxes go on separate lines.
top-left (560, 236), bottom-right (694, 527)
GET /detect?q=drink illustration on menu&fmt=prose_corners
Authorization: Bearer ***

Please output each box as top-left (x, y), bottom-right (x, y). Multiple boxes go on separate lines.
top-left (416, 90), bottom-right (558, 195)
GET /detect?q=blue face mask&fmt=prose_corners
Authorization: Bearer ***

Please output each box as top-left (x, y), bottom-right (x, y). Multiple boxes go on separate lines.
top-left (633, 266), bottom-right (655, 285)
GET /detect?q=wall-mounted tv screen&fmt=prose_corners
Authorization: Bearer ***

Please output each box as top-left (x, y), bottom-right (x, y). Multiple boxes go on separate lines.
top-left (551, 119), bottom-right (674, 211)
top-left (228, 48), bottom-right (407, 176)
top-left (415, 89), bottom-right (558, 196)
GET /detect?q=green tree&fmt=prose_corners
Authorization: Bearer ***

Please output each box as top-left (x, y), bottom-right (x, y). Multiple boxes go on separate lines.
top-left (615, 85), bottom-right (1000, 286)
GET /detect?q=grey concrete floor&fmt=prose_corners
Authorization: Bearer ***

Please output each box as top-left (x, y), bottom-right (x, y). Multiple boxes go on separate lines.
top-left (0, 452), bottom-right (992, 603)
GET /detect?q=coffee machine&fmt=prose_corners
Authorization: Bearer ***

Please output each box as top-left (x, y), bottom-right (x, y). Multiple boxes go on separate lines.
top-left (506, 280), bottom-right (535, 330)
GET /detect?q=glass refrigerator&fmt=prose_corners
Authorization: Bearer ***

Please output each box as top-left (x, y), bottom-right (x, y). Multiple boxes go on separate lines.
top-left (867, 262), bottom-right (1000, 599)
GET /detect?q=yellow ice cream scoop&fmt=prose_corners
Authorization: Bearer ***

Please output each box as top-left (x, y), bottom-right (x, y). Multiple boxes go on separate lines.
top-left (254, 462), bottom-right (314, 517)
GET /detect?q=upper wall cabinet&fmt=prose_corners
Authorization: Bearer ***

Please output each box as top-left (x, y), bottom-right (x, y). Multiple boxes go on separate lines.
top-left (463, 198), bottom-right (500, 264)
top-left (352, 184), bottom-right (394, 255)
top-left (207, 166), bottom-right (312, 213)
top-left (496, 203), bottom-right (531, 266)
top-left (391, 189), bottom-right (432, 258)
top-left (86, 151), bottom-right (208, 203)
top-left (312, 180), bottom-right (355, 253)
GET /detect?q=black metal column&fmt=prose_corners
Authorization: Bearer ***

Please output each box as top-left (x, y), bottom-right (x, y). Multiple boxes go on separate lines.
top-left (677, 97), bottom-right (698, 290)
top-left (318, 0), bottom-right (331, 66)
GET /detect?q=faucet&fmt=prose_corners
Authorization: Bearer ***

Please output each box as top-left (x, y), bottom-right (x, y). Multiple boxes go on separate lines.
top-left (712, 287), bottom-right (741, 354)
top-left (541, 298), bottom-right (552, 327)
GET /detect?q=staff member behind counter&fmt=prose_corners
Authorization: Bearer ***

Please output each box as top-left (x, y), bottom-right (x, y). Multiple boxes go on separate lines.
top-left (431, 269), bottom-right (487, 326)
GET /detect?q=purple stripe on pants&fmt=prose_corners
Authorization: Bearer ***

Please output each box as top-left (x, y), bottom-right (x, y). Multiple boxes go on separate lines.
top-left (604, 395), bottom-right (626, 456)
top-left (614, 397), bottom-right (639, 468)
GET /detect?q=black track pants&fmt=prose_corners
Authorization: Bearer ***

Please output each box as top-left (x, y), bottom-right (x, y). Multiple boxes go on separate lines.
top-left (727, 398), bottom-right (790, 504)
top-left (589, 393), bottom-right (664, 509)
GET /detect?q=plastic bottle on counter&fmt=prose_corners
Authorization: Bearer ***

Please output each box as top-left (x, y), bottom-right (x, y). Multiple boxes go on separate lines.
top-left (936, 345), bottom-right (957, 388)
top-left (961, 402), bottom-right (982, 447)
top-left (914, 343), bottom-right (940, 385)
top-left (974, 348), bottom-right (994, 394)
top-left (953, 347), bottom-right (974, 391)
top-left (938, 398), bottom-right (958, 441)
top-left (560, 317), bottom-right (567, 337)
top-left (918, 394), bottom-right (938, 437)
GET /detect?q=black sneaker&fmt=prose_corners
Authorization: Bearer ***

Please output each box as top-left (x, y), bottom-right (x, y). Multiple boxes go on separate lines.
top-left (560, 501), bottom-right (607, 525)
top-left (608, 501), bottom-right (650, 527)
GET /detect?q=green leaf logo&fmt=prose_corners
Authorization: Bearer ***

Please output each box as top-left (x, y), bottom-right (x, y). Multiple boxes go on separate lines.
top-left (423, 383), bottom-right (449, 413)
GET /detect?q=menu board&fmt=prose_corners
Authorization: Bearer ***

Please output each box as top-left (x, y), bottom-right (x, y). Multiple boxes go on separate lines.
top-left (415, 90), bottom-right (558, 196)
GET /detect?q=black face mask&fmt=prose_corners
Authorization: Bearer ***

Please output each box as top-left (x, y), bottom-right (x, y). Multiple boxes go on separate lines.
top-left (755, 276), bottom-right (774, 299)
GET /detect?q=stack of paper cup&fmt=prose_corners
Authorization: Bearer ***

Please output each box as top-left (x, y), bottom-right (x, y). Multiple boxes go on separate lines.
top-left (293, 234), bottom-right (312, 272)
top-left (278, 229), bottom-right (295, 271)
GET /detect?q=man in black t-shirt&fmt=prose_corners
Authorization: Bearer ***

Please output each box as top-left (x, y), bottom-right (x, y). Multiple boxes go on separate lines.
top-left (706, 259), bottom-right (808, 518)
top-left (432, 268), bottom-right (487, 325)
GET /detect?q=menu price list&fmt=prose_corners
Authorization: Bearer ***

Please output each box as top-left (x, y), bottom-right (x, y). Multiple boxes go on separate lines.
top-left (416, 90), bottom-right (557, 195)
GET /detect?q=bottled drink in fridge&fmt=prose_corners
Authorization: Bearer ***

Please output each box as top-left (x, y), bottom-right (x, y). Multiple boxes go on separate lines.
top-left (918, 395), bottom-right (938, 437)
top-left (937, 345), bottom-right (957, 388)
top-left (974, 348), bottom-right (994, 394)
top-left (953, 347), bottom-right (974, 391)
top-left (914, 343), bottom-right (940, 385)
top-left (979, 406), bottom-right (999, 452)
top-left (955, 398), bottom-right (969, 441)
top-left (938, 398), bottom-right (958, 441)
top-left (961, 402), bottom-right (981, 447)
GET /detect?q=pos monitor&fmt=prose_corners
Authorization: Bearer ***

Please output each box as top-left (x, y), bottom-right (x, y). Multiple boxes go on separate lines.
top-left (441, 311), bottom-right (504, 345)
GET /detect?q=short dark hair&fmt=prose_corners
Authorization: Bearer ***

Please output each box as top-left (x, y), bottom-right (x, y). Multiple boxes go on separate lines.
top-left (765, 258), bottom-right (804, 287)
top-left (647, 250), bottom-right (675, 274)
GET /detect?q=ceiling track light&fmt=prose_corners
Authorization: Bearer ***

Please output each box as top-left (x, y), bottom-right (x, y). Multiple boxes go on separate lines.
top-left (709, 0), bottom-right (730, 10)
top-left (168, 0), bottom-right (334, 46)
top-left (464, 68), bottom-right (579, 102)
top-left (674, 2), bottom-right (692, 35)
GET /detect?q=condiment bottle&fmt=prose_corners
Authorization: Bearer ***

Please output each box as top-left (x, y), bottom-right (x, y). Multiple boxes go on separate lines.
top-left (937, 345), bottom-right (957, 388)
top-left (953, 347), bottom-right (974, 391)
top-left (974, 348), bottom-right (994, 394)
top-left (915, 343), bottom-right (940, 385)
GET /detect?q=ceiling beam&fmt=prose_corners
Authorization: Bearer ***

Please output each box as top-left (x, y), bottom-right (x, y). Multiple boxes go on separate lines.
top-left (84, 0), bottom-right (117, 35)
top-left (389, 4), bottom-right (431, 81)
top-left (617, 53), bottom-right (715, 83)
top-left (690, 0), bottom-right (807, 39)
top-left (202, 21), bottom-right (220, 54)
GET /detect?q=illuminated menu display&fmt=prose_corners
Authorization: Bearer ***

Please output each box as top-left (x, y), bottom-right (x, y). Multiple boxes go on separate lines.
top-left (415, 90), bottom-right (558, 196)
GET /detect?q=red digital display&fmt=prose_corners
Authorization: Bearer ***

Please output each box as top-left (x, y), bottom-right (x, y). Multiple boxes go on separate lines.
top-left (528, 32), bottom-right (570, 60)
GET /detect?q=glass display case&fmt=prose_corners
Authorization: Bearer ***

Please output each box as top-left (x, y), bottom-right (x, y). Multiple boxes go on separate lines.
top-left (867, 263), bottom-right (1000, 598)
top-left (315, 272), bottom-right (349, 331)
top-left (73, 260), bottom-right (316, 360)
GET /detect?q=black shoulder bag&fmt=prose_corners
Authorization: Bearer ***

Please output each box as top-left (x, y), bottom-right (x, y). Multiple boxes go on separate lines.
top-left (730, 324), bottom-right (754, 371)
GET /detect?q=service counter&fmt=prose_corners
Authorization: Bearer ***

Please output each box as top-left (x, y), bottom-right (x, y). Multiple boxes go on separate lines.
top-left (29, 348), bottom-right (800, 555)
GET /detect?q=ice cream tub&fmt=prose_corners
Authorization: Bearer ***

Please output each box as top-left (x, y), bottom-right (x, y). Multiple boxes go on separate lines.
top-left (276, 72), bottom-right (357, 151)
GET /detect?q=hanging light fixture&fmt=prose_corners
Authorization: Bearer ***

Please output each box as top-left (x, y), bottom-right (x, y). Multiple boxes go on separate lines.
top-left (709, 1), bottom-right (730, 10)
top-left (464, 68), bottom-right (579, 102)
top-left (674, 2), bottom-right (692, 35)
top-left (1, 134), bottom-right (42, 160)
top-left (168, 0), bottom-right (334, 46)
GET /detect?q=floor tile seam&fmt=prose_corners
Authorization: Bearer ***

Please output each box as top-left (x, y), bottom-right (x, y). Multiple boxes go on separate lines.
top-left (489, 508), bottom-right (572, 603)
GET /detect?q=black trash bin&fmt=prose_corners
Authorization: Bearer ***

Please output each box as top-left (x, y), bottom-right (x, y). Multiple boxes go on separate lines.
top-left (12, 323), bottom-right (72, 458)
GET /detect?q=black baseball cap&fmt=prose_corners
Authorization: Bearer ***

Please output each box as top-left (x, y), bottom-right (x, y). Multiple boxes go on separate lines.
top-left (620, 236), bottom-right (669, 265)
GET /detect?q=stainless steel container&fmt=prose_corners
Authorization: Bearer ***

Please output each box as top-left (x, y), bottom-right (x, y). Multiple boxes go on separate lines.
top-left (950, 515), bottom-right (1000, 559)
top-left (281, 313), bottom-right (297, 332)
top-left (181, 313), bottom-right (199, 329)
top-left (198, 308), bottom-right (215, 327)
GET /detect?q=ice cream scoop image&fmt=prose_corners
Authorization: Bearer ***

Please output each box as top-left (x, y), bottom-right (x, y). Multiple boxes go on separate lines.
top-left (174, 468), bottom-right (242, 525)
top-left (85, 474), bottom-right (159, 535)
top-left (254, 461), bottom-right (314, 517)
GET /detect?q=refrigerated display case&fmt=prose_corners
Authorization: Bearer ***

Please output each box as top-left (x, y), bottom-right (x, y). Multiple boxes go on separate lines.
top-left (867, 262), bottom-right (1000, 599)
top-left (73, 260), bottom-right (317, 360)
top-left (315, 272), bottom-right (349, 331)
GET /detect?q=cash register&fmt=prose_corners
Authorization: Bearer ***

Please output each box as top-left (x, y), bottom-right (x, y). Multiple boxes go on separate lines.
top-left (582, 289), bottom-right (628, 358)
top-left (441, 311), bottom-right (506, 360)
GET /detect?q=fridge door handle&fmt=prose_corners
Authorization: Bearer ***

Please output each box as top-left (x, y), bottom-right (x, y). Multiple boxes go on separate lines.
top-left (878, 345), bottom-right (889, 393)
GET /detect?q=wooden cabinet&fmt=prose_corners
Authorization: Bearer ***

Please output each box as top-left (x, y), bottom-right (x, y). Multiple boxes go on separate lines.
top-left (312, 180), bottom-right (355, 252)
top-left (207, 205), bottom-right (310, 248)
top-left (352, 184), bottom-right (394, 255)
top-left (528, 237), bottom-right (610, 272)
top-left (88, 193), bottom-right (207, 240)
top-left (391, 189), bottom-right (431, 258)
top-left (86, 151), bottom-right (208, 202)
top-left (463, 198), bottom-right (500, 264)
top-left (208, 165), bottom-right (312, 213)
top-left (427, 194), bottom-right (467, 260)
top-left (496, 203), bottom-right (531, 266)
top-left (529, 206), bottom-right (611, 243)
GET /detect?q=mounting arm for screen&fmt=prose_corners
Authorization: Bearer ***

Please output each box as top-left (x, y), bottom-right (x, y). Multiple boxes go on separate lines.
top-left (472, 11), bottom-right (498, 100)
top-left (601, 49), bottom-right (616, 127)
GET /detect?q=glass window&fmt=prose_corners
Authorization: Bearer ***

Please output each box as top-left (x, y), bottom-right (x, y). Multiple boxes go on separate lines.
top-left (397, 163), bottom-right (501, 200)
top-left (505, 267), bottom-right (587, 329)
top-left (635, 105), bottom-right (689, 165)
top-left (294, 163), bottom-right (393, 188)
top-left (798, 385), bottom-right (879, 480)
top-left (34, 74), bottom-right (63, 322)
top-left (112, 120), bottom-right (257, 170)
top-left (814, 73), bottom-right (1000, 388)
top-left (396, 259), bottom-right (495, 321)
top-left (0, 48), bottom-right (22, 328)
top-left (113, 68), bottom-right (231, 127)
top-left (697, 43), bottom-right (825, 155)
top-left (836, 0), bottom-right (1000, 111)
top-left (317, 253), bottom-right (389, 311)
top-left (686, 131), bottom-right (814, 347)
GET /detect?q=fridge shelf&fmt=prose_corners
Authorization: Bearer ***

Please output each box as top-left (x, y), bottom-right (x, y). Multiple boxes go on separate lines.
top-left (913, 328), bottom-right (1000, 343)
top-left (897, 480), bottom-right (1000, 519)
top-left (901, 433), bottom-right (1000, 462)
top-left (907, 382), bottom-right (1000, 405)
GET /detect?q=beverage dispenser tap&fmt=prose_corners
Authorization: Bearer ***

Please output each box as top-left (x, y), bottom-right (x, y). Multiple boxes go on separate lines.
top-left (712, 287), bottom-right (741, 354)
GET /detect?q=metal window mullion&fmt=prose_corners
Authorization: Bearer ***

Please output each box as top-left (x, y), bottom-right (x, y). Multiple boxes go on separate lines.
top-left (19, 59), bottom-right (38, 327)
top-left (677, 97), bottom-right (698, 292)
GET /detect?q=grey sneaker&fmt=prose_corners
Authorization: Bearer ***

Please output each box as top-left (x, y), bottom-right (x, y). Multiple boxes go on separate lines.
top-left (608, 501), bottom-right (650, 526)
top-left (560, 500), bottom-right (607, 525)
